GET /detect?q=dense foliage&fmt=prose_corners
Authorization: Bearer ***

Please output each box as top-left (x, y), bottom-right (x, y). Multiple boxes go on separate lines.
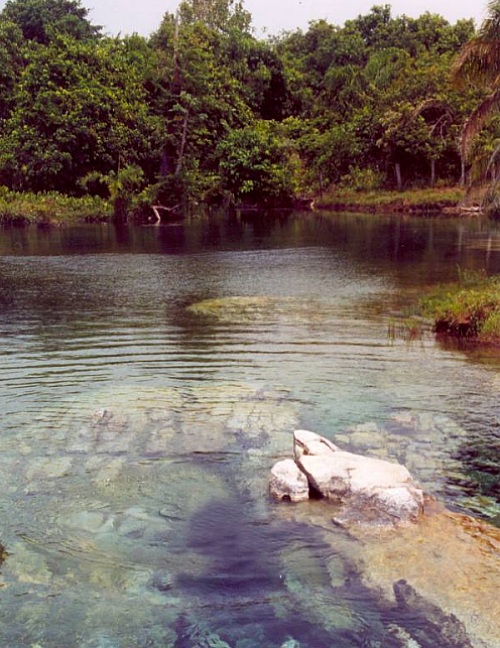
top-left (0, 0), bottom-right (495, 214)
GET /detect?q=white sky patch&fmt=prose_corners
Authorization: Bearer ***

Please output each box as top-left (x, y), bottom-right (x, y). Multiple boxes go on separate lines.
top-left (0, 0), bottom-right (487, 38)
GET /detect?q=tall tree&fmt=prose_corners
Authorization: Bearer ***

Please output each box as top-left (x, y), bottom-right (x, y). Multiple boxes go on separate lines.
top-left (151, 8), bottom-right (252, 202)
top-left (1, 0), bottom-right (101, 44)
top-left (453, 0), bottom-right (500, 160)
top-left (178, 0), bottom-right (251, 33)
top-left (0, 20), bottom-right (25, 120)
top-left (150, 0), bottom-right (290, 203)
top-left (0, 35), bottom-right (163, 193)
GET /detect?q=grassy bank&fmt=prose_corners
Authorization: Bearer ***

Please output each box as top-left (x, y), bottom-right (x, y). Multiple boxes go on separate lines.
top-left (0, 186), bottom-right (479, 225)
top-left (314, 186), bottom-right (467, 213)
top-left (421, 272), bottom-right (500, 344)
top-left (0, 190), bottom-right (111, 225)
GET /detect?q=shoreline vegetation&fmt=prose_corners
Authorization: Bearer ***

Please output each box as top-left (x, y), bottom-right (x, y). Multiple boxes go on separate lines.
top-left (314, 186), bottom-right (472, 214)
top-left (1, 187), bottom-right (498, 346)
top-left (1, 0), bottom-right (499, 225)
top-left (0, 190), bottom-right (111, 226)
top-left (0, 185), bottom-right (481, 227)
top-left (419, 272), bottom-right (500, 346)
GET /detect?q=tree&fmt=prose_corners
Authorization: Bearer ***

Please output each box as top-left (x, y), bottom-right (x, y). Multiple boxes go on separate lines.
top-left (150, 0), bottom-right (291, 204)
top-left (1, 0), bottom-right (101, 44)
top-left (216, 121), bottom-right (300, 205)
top-left (150, 9), bottom-right (252, 203)
top-left (82, 165), bottom-right (146, 221)
top-left (0, 20), bottom-right (25, 120)
top-left (178, 0), bottom-right (251, 34)
top-left (453, 1), bottom-right (500, 161)
top-left (0, 35), bottom-right (163, 193)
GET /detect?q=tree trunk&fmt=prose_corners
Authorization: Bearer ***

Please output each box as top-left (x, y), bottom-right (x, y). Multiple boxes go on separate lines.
top-left (161, 9), bottom-right (182, 179)
top-left (113, 196), bottom-right (128, 223)
top-left (395, 162), bottom-right (403, 191)
top-left (430, 159), bottom-right (436, 187)
top-left (175, 110), bottom-right (189, 176)
top-left (460, 159), bottom-right (466, 187)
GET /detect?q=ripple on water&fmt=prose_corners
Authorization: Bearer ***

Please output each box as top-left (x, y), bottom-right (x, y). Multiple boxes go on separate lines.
top-left (0, 222), bottom-right (499, 646)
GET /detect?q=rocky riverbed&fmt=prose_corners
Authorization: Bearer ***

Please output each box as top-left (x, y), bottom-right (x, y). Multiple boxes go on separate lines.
top-left (0, 382), bottom-right (498, 647)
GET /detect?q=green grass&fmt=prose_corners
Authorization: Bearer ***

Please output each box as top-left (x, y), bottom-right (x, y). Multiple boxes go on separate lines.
top-left (0, 188), bottom-right (112, 225)
top-left (0, 185), bottom-right (469, 222)
top-left (315, 186), bottom-right (466, 212)
top-left (420, 271), bottom-right (500, 343)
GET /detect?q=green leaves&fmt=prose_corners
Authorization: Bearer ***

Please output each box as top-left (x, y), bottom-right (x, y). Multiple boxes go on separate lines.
top-left (178, 0), bottom-right (252, 34)
top-left (0, 33), bottom-right (163, 193)
top-left (2, 0), bottom-right (101, 44)
top-left (0, 0), bottom-right (487, 207)
top-left (217, 121), bottom-right (300, 204)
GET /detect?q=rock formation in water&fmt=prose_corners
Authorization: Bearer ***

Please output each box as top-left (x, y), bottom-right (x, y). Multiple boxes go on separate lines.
top-left (269, 458), bottom-right (310, 503)
top-left (391, 579), bottom-right (474, 648)
top-left (270, 430), bottom-right (424, 526)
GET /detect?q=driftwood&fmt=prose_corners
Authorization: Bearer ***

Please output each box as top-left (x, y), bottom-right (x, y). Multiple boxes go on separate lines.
top-left (459, 205), bottom-right (482, 213)
top-left (150, 204), bottom-right (180, 224)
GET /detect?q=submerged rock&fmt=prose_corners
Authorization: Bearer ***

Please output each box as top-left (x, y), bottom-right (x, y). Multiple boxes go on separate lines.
top-left (174, 614), bottom-right (232, 648)
top-left (392, 579), bottom-right (474, 648)
top-left (354, 508), bottom-right (500, 648)
top-left (271, 430), bottom-right (424, 526)
top-left (186, 296), bottom-right (329, 327)
top-left (280, 639), bottom-right (302, 648)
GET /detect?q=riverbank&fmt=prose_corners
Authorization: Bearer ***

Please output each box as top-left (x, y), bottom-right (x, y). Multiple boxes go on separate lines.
top-left (0, 186), bottom-right (477, 226)
top-left (420, 272), bottom-right (500, 345)
top-left (314, 186), bottom-right (470, 214)
top-left (0, 190), bottom-right (111, 226)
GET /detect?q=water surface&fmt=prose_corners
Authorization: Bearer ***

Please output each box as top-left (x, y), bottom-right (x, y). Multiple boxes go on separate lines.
top-left (0, 211), bottom-right (499, 647)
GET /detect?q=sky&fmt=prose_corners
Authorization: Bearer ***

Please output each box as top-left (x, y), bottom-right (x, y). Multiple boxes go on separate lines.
top-left (79, 0), bottom-right (487, 37)
top-left (0, 1), bottom-right (488, 37)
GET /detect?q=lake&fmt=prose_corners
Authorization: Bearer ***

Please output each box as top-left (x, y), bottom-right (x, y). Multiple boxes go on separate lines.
top-left (0, 210), bottom-right (499, 647)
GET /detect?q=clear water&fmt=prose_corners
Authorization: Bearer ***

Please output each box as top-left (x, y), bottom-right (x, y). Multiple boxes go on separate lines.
top-left (0, 211), bottom-right (499, 647)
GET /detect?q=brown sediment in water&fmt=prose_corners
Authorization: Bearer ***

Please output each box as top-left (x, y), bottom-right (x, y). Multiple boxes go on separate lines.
top-left (277, 496), bottom-right (500, 647)
top-left (353, 504), bottom-right (500, 648)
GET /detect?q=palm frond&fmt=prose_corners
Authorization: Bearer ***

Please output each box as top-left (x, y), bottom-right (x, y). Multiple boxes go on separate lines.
top-left (453, 2), bottom-right (500, 86)
top-left (452, 38), bottom-right (500, 87)
top-left (461, 87), bottom-right (500, 159)
top-left (485, 139), bottom-right (500, 177)
top-left (481, 0), bottom-right (500, 38)
top-left (468, 147), bottom-right (495, 185)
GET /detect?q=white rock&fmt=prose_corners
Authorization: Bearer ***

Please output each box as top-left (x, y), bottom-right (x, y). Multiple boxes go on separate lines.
top-left (293, 430), bottom-right (424, 525)
top-left (269, 459), bottom-right (309, 502)
top-left (375, 485), bottom-right (424, 519)
top-left (293, 429), bottom-right (339, 461)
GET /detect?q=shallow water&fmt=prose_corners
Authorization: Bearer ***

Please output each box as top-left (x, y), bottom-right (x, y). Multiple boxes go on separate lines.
top-left (0, 211), bottom-right (499, 647)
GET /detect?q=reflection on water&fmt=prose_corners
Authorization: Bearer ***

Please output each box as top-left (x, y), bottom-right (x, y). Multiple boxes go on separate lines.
top-left (0, 211), bottom-right (499, 646)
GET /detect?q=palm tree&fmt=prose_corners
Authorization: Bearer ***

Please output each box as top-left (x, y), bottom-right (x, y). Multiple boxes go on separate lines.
top-left (453, 1), bottom-right (500, 161)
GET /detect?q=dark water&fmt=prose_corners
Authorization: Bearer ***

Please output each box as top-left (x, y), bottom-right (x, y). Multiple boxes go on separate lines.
top-left (0, 210), bottom-right (499, 647)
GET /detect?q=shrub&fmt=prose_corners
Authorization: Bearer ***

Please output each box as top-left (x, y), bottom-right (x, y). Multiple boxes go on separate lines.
top-left (339, 166), bottom-right (385, 192)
